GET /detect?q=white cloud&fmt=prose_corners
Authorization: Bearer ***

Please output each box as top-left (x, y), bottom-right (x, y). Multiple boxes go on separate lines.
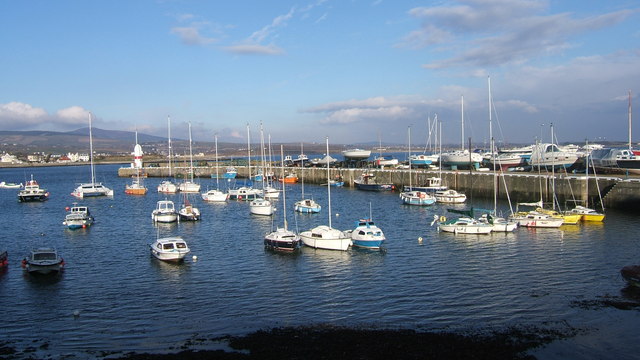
top-left (171, 26), bottom-right (217, 45)
top-left (224, 43), bottom-right (284, 55)
top-left (400, 0), bottom-right (636, 68)
top-left (0, 102), bottom-right (90, 130)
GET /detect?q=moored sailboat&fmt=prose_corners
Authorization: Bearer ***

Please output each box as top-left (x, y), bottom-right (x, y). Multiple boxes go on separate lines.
top-left (71, 112), bottom-right (114, 198)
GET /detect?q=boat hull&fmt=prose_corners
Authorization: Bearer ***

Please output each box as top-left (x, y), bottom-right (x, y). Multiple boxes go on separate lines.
top-left (300, 226), bottom-right (351, 251)
top-left (152, 213), bottom-right (178, 223)
top-left (295, 199), bottom-right (321, 213)
top-left (202, 190), bottom-right (228, 202)
top-left (264, 229), bottom-right (301, 252)
top-left (438, 224), bottom-right (492, 234)
top-left (18, 193), bottom-right (49, 202)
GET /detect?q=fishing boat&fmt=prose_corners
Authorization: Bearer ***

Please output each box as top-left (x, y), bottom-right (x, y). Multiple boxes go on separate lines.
top-left (223, 166), bottom-right (238, 179)
top-left (354, 172), bottom-right (394, 191)
top-left (71, 113), bottom-right (114, 198)
top-left (178, 122), bottom-right (201, 193)
top-left (63, 204), bottom-right (94, 229)
top-left (345, 217), bottom-right (386, 250)
top-left (279, 173), bottom-right (298, 183)
top-left (150, 236), bottom-right (190, 262)
top-left (0, 181), bottom-right (22, 189)
top-left (300, 138), bottom-right (352, 251)
top-left (18, 175), bottom-right (49, 202)
top-left (264, 145), bottom-right (302, 252)
top-left (621, 265), bottom-right (640, 288)
top-left (434, 189), bottom-right (467, 204)
top-left (152, 200), bottom-right (178, 223)
top-left (21, 248), bottom-right (65, 275)
top-left (201, 134), bottom-right (229, 202)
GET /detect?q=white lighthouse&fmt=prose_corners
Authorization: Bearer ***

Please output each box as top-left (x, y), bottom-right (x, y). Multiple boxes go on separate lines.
top-left (132, 130), bottom-right (143, 169)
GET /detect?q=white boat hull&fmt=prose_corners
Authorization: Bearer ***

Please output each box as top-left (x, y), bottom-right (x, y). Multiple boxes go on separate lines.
top-left (300, 226), bottom-right (351, 251)
top-left (250, 199), bottom-right (275, 216)
top-left (157, 181), bottom-right (178, 194)
top-left (201, 190), bottom-right (228, 202)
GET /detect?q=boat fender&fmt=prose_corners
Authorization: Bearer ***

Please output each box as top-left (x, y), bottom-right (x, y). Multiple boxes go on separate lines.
top-left (60, 258), bottom-right (65, 268)
top-left (21, 259), bottom-right (27, 268)
top-left (440, 216), bottom-right (446, 222)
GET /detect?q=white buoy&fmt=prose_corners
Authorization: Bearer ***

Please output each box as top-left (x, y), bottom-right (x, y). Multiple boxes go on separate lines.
top-left (73, 310), bottom-right (80, 318)
top-left (192, 255), bottom-right (198, 262)
top-left (336, 213), bottom-right (339, 217)
top-left (418, 237), bottom-right (423, 244)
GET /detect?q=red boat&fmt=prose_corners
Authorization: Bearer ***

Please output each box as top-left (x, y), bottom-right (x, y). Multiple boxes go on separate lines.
top-left (621, 265), bottom-right (640, 288)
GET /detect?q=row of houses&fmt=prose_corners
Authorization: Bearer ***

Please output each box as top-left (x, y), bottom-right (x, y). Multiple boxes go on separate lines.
top-left (1, 152), bottom-right (90, 165)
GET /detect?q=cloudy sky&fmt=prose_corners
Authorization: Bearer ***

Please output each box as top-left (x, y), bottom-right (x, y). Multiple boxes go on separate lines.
top-left (0, 0), bottom-right (638, 146)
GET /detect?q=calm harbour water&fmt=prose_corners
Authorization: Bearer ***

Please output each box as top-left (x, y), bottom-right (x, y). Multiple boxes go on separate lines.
top-left (1, 164), bottom-right (639, 359)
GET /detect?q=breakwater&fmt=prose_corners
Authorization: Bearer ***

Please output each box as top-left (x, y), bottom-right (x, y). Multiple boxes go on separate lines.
top-left (118, 165), bottom-right (640, 210)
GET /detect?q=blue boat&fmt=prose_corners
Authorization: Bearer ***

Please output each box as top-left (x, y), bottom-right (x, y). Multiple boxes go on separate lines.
top-left (222, 166), bottom-right (237, 179)
top-left (347, 218), bottom-right (386, 249)
top-left (354, 173), bottom-right (394, 191)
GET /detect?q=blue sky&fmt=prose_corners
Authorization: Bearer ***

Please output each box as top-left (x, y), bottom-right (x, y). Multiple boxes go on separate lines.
top-left (0, 0), bottom-right (638, 146)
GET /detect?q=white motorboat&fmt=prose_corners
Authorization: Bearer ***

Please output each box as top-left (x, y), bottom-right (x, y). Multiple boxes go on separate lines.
top-left (301, 138), bottom-right (351, 251)
top-left (264, 145), bottom-right (302, 252)
top-left (434, 189), bottom-right (467, 204)
top-left (0, 181), bottom-right (22, 189)
top-left (150, 236), bottom-right (190, 262)
top-left (528, 143), bottom-right (581, 169)
top-left (63, 204), bottom-right (94, 229)
top-left (202, 189), bottom-right (228, 202)
top-left (345, 218), bottom-right (386, 250)
top-left (437, 216), bottom-right (493, 234)
top-left (71, 113), bottom-right (114, 198)
top-left (249, 198), bottom-right (276, 216)
top-left (22, 248), bottom-right (65, 275)
top-left (18, 175), bottom-right (49, 202)
top-left (509, 211), bottom-right (564, 228)
top-left (152, 200), bottom-right (178, 223)
top-left (228, 186), bottom-right (262, 201)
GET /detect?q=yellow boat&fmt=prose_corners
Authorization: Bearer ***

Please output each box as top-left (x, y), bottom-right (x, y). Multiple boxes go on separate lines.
top-left (569, 206), bottom-right (605, 222)
top-left (536, 208), bottom-right (582, 225)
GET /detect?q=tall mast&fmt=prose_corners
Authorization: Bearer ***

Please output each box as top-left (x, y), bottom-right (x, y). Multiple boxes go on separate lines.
top-left (408, 126), bottom-right (412, 190)
top-left (89, 112), bottom-right (95, 184)
top-left (280, 145), bottom-right (288, 230)
top-left (629, 90), bottom-right (633, 151)
top-left (461, 95), bottom-right (465, 150)
top-left (488, 76), bottom-right (493, 166)
top-left (214, 134), bottom-right (220, 189)
top-left (246, 123), bottom-right (251, 180)
top-left (167, 116), bottom-right (172, 177)
top-left (326, 137), bottom-right (332, 229)
top-left (300, 142), bottom-right (305, 199)
top-left (188, 121), bottom-right (194, 182)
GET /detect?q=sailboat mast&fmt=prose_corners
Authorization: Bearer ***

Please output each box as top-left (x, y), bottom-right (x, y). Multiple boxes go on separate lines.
top-left (167, 116), bottom-right (172, 177)
top-left (280, 145), bottom-right (288, 230)
top-left (246, 123), bottom-right (251, 180)
top-left (408, 126), bottom-right (412, 190)
top-left (488, 76), bottom-right (493, 167)
top-left (89, 112), bottom-right (95, 184)
top-left (437, 114), bottom-right (442, 179)
top-left (461, 95), bottom-right (465, 150)
top-left (188, 121), bottom-right (194, 183)
top-left (215, 134), bottom-right (220, 189)
top-left (629, 90), bottom-right (633, 151)
top-left (300, 142), bottom-right (305, 199)
top-left (326, 137), bottom-right (332, 229)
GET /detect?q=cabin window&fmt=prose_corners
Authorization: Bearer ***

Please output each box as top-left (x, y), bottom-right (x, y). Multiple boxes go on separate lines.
top-left (359, 231), bottom-right (366, 235)
top-left (163, 243), bottom-right (174, 250)
top-left (176, 243), bottom-right (187, 249)
top-left (156, 244), bottom-right (162, 249)
top-left (34, 253), bottom-right (56, 260)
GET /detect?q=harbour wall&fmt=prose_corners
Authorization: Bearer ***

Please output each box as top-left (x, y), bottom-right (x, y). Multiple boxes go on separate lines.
top-left (119, 165), bottom-right (638, 210)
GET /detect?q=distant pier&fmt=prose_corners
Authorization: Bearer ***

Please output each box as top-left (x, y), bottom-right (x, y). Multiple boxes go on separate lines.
top-left (118, 165), bottom-right (640, 210)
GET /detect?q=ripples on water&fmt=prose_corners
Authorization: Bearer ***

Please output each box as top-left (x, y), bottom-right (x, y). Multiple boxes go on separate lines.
top-left (0, 164), bottom-right (639, 358)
